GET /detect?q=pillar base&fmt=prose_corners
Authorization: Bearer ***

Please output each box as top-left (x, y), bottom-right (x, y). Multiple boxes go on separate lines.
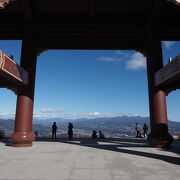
top-left (147, 132), bottom-right (174, 148)
top-left (11, 131), bottom-right (35, 147)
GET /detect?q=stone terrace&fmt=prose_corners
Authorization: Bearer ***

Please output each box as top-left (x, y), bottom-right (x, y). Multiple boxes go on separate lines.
top-left (0, 138), bottom-right (180, 180)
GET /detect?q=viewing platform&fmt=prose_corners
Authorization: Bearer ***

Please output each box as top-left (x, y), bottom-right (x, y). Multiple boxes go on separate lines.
top-left (0, 137), bottom-right (180, 180)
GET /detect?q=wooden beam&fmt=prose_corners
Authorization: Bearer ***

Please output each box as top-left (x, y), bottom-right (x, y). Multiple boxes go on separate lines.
top-left (23, 0), bottom-right (33, 20)
top-left (89, 0), bottom-right (95, 19)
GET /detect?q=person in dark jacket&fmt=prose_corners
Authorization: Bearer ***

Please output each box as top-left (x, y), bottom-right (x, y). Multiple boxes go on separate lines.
top-left (92, 130), bottom-right (98, 138)
top-left (52, 122), bottom-right (58, 139)
top-left (143, 123), bottom-right (148, 138)
top-left (99, 131), bottom-right (105, 139)
top-left (68, 122), bottom-right (73, 140)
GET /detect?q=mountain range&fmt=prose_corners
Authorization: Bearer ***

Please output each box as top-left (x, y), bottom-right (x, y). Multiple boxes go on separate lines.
top-left (1, 116), bottom-right (180, 138)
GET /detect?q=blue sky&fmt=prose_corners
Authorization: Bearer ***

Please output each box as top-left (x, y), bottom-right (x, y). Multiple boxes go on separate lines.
top-left (0, 40), bottom-right (180, 121)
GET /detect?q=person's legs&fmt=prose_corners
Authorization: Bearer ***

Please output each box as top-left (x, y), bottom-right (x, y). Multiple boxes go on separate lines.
top-left (68, 132), bottom-right (70, 140)
top-left (52, 132), bottom-right (55, 139)
top-left (69, 131), bottom-right (73, 139)
top-left (145, 131), bottom-right (147, 138)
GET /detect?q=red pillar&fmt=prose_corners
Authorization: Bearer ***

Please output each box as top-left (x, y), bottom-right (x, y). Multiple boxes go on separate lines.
top-left (11, 31), bottom-right (37, 147)
top-left (146, 23), bottom-right (173, 147)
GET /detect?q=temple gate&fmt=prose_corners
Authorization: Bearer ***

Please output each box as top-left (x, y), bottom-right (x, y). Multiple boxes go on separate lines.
top-left (0, 0), bottom-right (180, 147)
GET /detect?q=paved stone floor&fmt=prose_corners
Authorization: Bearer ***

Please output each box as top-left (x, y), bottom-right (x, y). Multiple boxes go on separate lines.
top-left (0, 138), bottom-right (180, 180)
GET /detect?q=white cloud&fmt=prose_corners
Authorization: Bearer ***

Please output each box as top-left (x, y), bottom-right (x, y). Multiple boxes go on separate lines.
top-left (97, 51), bottom-right (130, 62)
top-left (0, 109), bottom-right (145, 120)
top-left (126, 52), bottom-right (146, 71)
top-left (163, 41), bottom-right (176, 50)
top-left (86, 112), bottom-right (103, 118)
top-left (41, 108), bottom-right (57, 113)
top-left (34, 108), bottom-right (77, 119)
top-left (0, 112), bottom-right (15, 119)
top-left (34, 109), bottom-right (121, 120)
top-left (88, 112), bottom-right (101, 116)
top-left (97, 51), bottom-right (146, 71)
top-left (115, 50), bottom-right (129, 57)
top-left (97, 56), bottom-right (121, 62)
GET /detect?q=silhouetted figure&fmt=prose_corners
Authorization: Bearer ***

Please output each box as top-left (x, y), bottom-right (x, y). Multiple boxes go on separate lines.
top-left (99, 131), bottom-right (105, 139)
top-left (92, 130), bottom-right (98, 138)
top-left (52, 122), bottom-right (57, 139)
top-left (35, 131), bottom-right (38, 138)
top-left (68, 122), bottom-right (73, 140)
top-left (0, 128), bottom-right (5, 139)
top-left (143, 123), bottom-right (148, 138)
top-left (135, 123), bottom-right (141, 138)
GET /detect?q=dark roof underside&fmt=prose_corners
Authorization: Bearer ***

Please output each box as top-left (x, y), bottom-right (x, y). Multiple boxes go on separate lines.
top-left (0, 0), bottom-right (180, 50)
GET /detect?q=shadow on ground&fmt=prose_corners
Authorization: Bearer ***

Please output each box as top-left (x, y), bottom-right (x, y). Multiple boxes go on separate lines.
top-left (1, 137), bottom-right (180, 166)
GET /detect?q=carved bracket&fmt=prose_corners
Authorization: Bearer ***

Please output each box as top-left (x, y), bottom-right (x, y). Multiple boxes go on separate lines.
top-left (0, 0), bottom-right (17, 9)
top-left (167, 0), bottom-right (180, 6)
top-left (0, 50), bottom-right (5, 68)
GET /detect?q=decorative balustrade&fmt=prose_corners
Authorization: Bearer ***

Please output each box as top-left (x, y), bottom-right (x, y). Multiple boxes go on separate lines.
top-left (155, 55), bottom-right (180, 87)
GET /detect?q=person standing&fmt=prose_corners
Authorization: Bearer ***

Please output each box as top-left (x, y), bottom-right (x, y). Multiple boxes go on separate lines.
top-left (68, 122), bottom-right (73, 140)
top-left (92, 130), bottom-right (98, 138)
top-left (143, 123), bottom-right (148, 138)
top-left (135, 123), bottom-right (141, 138)
top-left (99, 131), bottom-right (105, 139)
top-left (52, 122), bottom-right (58, 139)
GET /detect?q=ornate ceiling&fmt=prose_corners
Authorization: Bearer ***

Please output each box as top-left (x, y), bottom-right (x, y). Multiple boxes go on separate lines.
top-left (0, 0), bottom-right (17, 9)
top-left (168, 0), bottom-right (180, 6)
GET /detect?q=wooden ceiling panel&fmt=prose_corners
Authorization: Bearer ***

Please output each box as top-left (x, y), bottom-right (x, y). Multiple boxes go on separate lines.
top-left (96, 0), bottom-right (150, 14)
top-left (36, 0), bottom-right (89, 13)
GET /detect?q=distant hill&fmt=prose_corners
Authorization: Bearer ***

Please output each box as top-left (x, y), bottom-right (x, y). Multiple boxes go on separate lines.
top-left (33, 118), bottom-right (67, 125)
top-left (0, 119), bottom-right (14, 135)
top-left (1, 116), bottom-right (180, 137)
